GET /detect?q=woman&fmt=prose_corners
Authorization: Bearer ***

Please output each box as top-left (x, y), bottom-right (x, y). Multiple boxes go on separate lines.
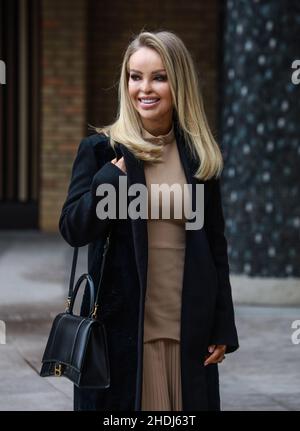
top-left (59, 30), bottom-right (239, 411)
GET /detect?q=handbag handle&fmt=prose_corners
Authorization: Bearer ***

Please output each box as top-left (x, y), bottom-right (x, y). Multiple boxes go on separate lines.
top-left (65, 231), bottom-right (111, 319)
top-left (68, 273), bottom-right (95, 317)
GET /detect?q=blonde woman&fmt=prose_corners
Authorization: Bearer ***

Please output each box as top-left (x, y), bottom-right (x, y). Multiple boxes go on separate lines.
top-left (59, 30), bottom-right (239, 411)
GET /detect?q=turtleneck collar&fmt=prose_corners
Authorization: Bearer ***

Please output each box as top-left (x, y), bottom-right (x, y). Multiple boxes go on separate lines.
top-left (141, 123), bottom-right (175, 145)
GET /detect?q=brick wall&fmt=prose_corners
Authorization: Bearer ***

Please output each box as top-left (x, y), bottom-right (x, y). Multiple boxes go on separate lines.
top-left (40, 0), bottom-right (220, 232)
top-left (87, 0), bottom-right (220, 136)
top-left (40, 0), bottom-right (86, 231)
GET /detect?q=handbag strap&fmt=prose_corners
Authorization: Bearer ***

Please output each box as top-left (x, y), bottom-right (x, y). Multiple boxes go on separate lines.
top-left (92, 231), bottom-right (111, 318)
top-left (67, 247), bottom-right (79, 301)
top-left (65, 143), bottom-right (119, 315)
top-left (66, 230), bottom-right (111, 318)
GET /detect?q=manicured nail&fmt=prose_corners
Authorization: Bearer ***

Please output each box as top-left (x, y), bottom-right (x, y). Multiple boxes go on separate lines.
top-left (208, 346), bottom-right (214, 353)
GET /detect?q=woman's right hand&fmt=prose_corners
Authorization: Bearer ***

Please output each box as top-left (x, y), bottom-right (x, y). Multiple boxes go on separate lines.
top-left (111, 157), bottom-right (127, 174)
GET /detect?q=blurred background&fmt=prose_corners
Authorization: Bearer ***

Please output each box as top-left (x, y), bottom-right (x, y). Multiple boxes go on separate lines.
top-left (0, 0), bottom-right (300, 411)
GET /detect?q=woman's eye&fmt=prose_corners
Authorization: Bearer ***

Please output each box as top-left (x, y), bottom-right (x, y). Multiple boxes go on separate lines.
top-left (155, 75), bottom-right (167, 81)
top-left (130, 74), bottom-right (167, 81)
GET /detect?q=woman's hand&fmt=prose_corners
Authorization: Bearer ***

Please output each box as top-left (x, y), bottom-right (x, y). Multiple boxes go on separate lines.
top-left (111, 157), bottom-right (127, 174)
top-left (204, 344), bottom-right (226, 366)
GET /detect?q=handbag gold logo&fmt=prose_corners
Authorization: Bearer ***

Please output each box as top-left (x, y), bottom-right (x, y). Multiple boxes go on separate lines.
top-left (54, 363), bottom-right (62, 377)
top-left (0, 60), bottom-right (6, 85)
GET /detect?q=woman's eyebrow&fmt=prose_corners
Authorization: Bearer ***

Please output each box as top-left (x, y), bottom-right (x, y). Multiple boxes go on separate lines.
top-left (129, 69), bottom-right (166, 74)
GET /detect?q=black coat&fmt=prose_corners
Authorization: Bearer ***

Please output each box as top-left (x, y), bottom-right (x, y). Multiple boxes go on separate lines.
top-left (59, 120), bottom-right (239, 411)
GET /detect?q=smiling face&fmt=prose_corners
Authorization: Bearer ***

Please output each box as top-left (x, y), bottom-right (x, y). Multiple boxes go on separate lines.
top-left (128, 47), bottom-right (174, 135)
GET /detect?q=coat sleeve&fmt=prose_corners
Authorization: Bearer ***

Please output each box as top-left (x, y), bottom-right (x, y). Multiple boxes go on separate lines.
top-left (205, 178), bottom-right (239, 354)
top-left (59, 137), bottom-right (127, 247)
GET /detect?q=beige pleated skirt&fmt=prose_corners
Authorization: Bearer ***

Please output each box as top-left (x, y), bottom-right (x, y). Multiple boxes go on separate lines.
top-left (141, 338), bottom-right (182, 411)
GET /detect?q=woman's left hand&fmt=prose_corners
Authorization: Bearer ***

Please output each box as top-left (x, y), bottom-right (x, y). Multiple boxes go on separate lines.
top-left (204, 344), bottom-right (226, 366)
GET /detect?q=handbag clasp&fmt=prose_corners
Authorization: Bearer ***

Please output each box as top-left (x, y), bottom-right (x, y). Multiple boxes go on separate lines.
top-left (65, 297), bottom-right (71, 312)
top-left (92, 305), bottom-right (98, 319)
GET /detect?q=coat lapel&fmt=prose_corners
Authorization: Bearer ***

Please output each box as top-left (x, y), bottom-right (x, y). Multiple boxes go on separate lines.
top-left (117, 144), bottom-right (148, 296)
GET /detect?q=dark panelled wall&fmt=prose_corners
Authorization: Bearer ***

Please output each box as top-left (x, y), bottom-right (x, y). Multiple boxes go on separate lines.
top-left (220, 0), bottom-right (300, 277)
top-left (0, 0), bottom-right (40, 228)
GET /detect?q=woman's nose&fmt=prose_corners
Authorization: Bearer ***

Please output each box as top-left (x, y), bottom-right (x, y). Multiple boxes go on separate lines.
top-left (140, 79), bottom-right (152, 92)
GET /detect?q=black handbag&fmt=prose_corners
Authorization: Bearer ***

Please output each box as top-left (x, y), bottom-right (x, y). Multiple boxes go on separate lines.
top-left (40, 234), bottom-right (111, 389)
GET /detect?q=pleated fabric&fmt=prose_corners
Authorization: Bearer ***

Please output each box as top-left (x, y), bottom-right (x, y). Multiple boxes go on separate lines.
top-left (141, 339), bottom-right (182, 411)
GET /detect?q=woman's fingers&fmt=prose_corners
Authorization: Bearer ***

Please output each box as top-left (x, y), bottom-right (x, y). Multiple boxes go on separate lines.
top-left (110, 157), bottom-right (126, 173)
top-left (204, 351), bottom-right (221, 366)
top-left (115, 157), bottom-right (127, 174)
top-left (204, 345), bottom-right (226, 366)
top-left (208, 344), bottom-right (216, 353)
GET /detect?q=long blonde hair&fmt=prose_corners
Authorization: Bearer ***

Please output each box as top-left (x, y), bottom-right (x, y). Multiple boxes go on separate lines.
top-left (93, 30), bottom-right (223, 181)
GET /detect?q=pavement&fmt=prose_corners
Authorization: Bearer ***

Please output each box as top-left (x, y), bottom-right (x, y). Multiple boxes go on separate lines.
top-left (0, 230), bottom-right (300, 411)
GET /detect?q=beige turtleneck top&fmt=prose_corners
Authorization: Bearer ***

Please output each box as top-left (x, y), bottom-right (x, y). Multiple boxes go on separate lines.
top-left (141, 123), bottom-right (190, 342)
